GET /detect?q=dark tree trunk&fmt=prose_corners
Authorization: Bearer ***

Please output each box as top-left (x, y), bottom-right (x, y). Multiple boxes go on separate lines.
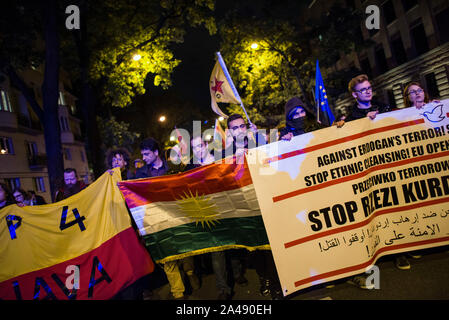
top-left (42, 0), bottom-right (64, 201)
top-left (74, 0), bottom-right (106, 178)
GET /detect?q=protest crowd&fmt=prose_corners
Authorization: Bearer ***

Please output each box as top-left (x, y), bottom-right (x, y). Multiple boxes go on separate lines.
top-left (1, 71), bottom-right (448, 301)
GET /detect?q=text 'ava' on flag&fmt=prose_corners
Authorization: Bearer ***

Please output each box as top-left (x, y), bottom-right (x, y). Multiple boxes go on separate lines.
top-left (118, 161), bottom-right (270, 264)
top-left (0, 168), bottom-right (154, 300)
top-left (210, 52), bottom-right (242, 119)
top-left (315, 60), bottom-right (335, 126)
top-left (247, 101), bottom-right (449, 296)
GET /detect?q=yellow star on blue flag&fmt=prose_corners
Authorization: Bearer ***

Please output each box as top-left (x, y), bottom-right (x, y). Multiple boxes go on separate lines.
top-left (315, 60), bottom-right (335, 126)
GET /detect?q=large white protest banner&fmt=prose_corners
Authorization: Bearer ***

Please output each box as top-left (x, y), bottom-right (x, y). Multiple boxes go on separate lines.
top-left (247, 100), bottom-right (449, 296)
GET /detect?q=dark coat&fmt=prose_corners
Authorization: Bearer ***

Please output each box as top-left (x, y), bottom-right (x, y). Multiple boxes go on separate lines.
top-left (221, 132), bottom-right (267, 160)
top-left (135, 160), bottom-right (169, 178)
top-left (345, 100), bottom-right (391, 122)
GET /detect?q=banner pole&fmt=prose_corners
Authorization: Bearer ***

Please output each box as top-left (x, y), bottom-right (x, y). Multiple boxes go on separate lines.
top-left (216, 52), bottom-right (253, 125)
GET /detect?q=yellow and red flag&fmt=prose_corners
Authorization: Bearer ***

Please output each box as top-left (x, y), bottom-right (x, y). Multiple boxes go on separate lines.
top-left (0, 168), bottom-right (154, 300)
top-left (209, 53), bottom-right (242, 119)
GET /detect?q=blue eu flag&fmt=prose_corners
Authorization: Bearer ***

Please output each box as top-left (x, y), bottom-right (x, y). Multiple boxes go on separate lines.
top-left (315, 60), bottom-right (335, 126)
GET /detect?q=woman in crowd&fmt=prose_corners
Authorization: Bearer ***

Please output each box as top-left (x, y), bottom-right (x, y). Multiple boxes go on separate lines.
top-left (106, 148), bottom-right (135, 180)
top-left (0, 183), bottom-right (14, 209)
top-left (397, 82), bottom-right (440, 270)
top-left (12, 188), bottom-right (30, 207)
top-left (403, 82), bottom-right (431, 109)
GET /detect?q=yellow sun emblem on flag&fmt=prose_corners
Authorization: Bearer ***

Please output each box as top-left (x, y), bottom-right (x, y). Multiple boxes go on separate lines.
top-left (176, 190), bottom-right (220, 229)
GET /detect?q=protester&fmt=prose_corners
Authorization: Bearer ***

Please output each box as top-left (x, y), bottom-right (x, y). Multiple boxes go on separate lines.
top-left (279, 97), bottom-right (313, 141)
top-left (12, 188), bottom-right (30, 207)
top-left (136, 138), bottom-right (169, 179)
top-left (55, 168), bottom-right (88, 202)
top-left (222, 114), bottom-right (273, 291)
top-left (336, 74), bottom-right (392, 289)
top-left (335, 74), bottom-right (391, 127)
top-left (397, 81), bottom-right (442, 268)
top-left (28, 190), bottom-right (46, 205)
top-left (402, 81), bottom-right (440, 109)
top-left (0, 183), bottom-right (14, 209)
top-left (184, 135), bottom-right (238, 300)
top-left (106, 148), bottom-right (135, 180)
top-left (223, 114), bottom-right (266, 163)
top-left (137, 137), bottom-right (199, 300)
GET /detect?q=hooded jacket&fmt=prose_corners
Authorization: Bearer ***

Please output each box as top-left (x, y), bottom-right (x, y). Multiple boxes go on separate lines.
top-left (279, 97), bottom-right (310, 138)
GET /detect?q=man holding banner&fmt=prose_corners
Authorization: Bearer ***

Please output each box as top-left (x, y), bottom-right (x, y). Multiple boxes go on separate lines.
top-left (223, 114), bottom-right (266, 163)
top-left (137, 137), bottom-right (199, 300)
top-left (346, 74), bottom-right (391, 122)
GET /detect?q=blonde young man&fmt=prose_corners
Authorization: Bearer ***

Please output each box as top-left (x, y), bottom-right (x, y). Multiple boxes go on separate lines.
top-left (336, 74), bottom-right (391, 127)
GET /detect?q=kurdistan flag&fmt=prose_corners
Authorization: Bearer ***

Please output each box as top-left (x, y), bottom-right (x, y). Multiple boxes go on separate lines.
top-left (118, 161), bottom-right (270, 263)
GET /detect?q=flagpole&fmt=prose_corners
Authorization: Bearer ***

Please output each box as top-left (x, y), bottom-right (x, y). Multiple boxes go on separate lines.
top-left (312, 87), bottom-right (320, 124)
top-left (216, 52), bottom-right (253, 125)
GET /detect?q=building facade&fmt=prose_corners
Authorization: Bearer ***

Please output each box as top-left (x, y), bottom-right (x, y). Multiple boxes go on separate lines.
top-left (308, 0), bottom-right (449, 114)
top-left (0, 68), bottom-right (91, 204)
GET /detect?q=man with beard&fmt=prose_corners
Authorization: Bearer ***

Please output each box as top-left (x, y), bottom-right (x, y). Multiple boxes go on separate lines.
top-left (223, 114), bottom-right (266, 164)
top-left (55, 168), bottom-right (88, 202)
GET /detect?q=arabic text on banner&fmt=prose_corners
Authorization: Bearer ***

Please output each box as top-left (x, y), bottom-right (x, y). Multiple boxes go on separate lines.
top-left (247, 100), bottom-right (449, 296)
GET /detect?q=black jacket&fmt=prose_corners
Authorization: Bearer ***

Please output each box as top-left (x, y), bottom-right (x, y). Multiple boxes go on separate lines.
top-left (279, 124), bottom-right (305, 139)
top-left (346, 100), bottom-right (391, 122)
top-left (221, 132), bottom-right (267, 160)
top-left (135, 160), bottom-right (169, 178)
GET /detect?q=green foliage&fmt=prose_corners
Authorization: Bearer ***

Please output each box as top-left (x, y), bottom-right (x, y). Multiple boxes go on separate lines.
top-left (218, 2), bottom-right (367, 127)
top-left (85, 0), bottom-right (217, 108)
top-left (220, 19), bottom-right (304, 121)
top-left (97, 116), bottom-right (141, 152)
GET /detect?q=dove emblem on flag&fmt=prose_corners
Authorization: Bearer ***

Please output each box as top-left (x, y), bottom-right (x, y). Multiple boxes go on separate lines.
top-left (421, 104), bottom-right (445, 123)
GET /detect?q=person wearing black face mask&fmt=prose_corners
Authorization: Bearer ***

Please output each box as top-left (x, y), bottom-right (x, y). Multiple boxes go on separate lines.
top-left (279, 97), bottom-right (309, 141)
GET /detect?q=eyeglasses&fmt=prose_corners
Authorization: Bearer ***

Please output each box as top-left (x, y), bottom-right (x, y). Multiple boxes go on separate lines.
top-left (408, 89), bottom-right (424, 96)
top-left (192, 143), bottom-right (205, 150)
top-left (354, 86), bottom-right (372, 94)
top-left (230, 124), bottom-right (247, 131)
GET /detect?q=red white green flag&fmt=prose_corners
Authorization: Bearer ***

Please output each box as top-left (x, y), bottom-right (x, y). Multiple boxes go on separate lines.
top-left (118, 161), bottom-right (270, 263)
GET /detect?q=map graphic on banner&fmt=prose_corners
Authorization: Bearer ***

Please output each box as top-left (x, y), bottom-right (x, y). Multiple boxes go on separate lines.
top-left (118, 162), bottom-right (270, 264)
top-left (247, 100), bottom-right (449, 296)
top-left (0, 168), bottom-right (154, 300)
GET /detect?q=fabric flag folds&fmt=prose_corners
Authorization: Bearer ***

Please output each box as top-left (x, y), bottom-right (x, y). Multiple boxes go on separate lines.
top-left (209, 52), bottom-right (242, 118)
top-left (213, 119), bottom-right (227, 150)
top-left (0, 168), bottom-right (154, 300)
top-left (118, 162), bottom-right (270, 263)
top-left (315, 60), bottom-right (335, 126)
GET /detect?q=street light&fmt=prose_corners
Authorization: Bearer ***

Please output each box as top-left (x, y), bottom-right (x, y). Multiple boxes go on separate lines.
top-left (218, 116), bottom-right (224, 122)
top-left (133, 54), bottom-right (142, 61)
top-left (251, 43), bottom-right (259, 50)
top-left (159, 115), bottom-right (166, 122)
